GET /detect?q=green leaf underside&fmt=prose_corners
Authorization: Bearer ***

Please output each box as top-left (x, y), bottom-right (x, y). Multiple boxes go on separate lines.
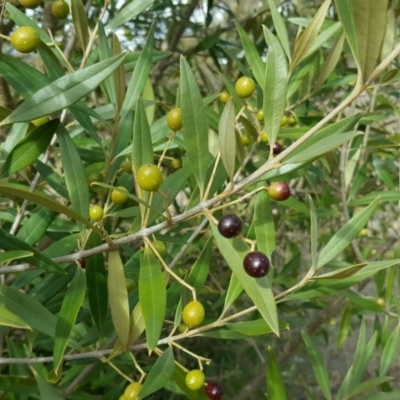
top-left (108, 250), bottom-right (130, 349)
top-left (218, 99), bottom-right (236, 180)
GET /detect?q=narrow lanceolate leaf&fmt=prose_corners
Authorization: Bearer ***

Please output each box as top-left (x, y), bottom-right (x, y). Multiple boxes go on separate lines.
top-left (34, 374), bottom-right (64, 400)
top-left (0, 376), bottom-right (39, 395)
top-left (267, 0), bottom-right (291, 61)
top-left (128, 303), bottom-right (145, 346)
top-left (0, 120), bottom-right (58, 178)
top-left (263, 27), bottom-right (288, 148)
top-left (254, 186), bottom-right (275, 258)
top-left (52, 267), bottom-right (86, 379)
top-left (223, 274), bottom-right (243, 311)
top-left (0, 250), bottom-right (33, 264)
top-left (180, 57), bottom-right (212, 197)
top-left (267, 347), bottom-right (287, 400)
top-left (98, 21), bottom-right (117, 107)
top-left (302, 331), bottom-right (332, 400)
top-left (0, 54), bottom-right (127, 125)
top-left (187, 237), bottom-right (212, 291)
top-left (139, 247), bottom-right (167, 350)
top-left (309, 196), bottom-right (318, 271)
top-left (113, 34), bottom-right (126, 114)
top-left (352, 0), bottom-right (388, 80)
top-left (0, 284), bottom-right (57, 337)
top-left (17, 207), bottom-right (54, 246)
top-left (0, 184), bottom-right (93, 228)
top-left (235, 21), bottom-right (265, 87)
top-left (0, 228), bottom-right (64, 274)
top-left (285, 114), bottom-right (361, 161)
top-left (108, 250), bottom-right (130, 349)
top-left (86, 232), bottom-right (107, 337)
top-left (316, 31), bottom-right (346, 90)
top-left (0, 307), bottom-right (32, 331)
top-left (317, 197), bottom-right (379, 268)
top-left (132, 98), bottom-right (154, 175)
top-left (121, 23), bottom-right (154, 118)
top-left (290, 0), bottom-right (331, 73)
top-left (107, 0), bottom-right (155, 29)
top-left (287, 131), bottom-right (361, 164)
top-left (139, 347), bottom-right (175, 397)
top-left (380, 324), bottom-right (400, 376)
top-left (218, 99), bottom-right (236, 181)
top-left (71, 0), bottom-right (89, 52)
top-left (57, 125), bottom-right (89, 222)
top-left (335, 0), bottom-right (359, 71)
top-left (211, 224), bottom-right (279, 335)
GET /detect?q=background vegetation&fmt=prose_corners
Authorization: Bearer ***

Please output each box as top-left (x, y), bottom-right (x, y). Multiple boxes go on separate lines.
top-left (0, 0), bottom-right (400, 398)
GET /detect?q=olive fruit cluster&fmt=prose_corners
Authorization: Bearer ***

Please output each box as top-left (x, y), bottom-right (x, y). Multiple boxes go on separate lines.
top-left (218, 214), bottom-right (270, 278)
top-left (185, 370), bottom-right (224, 399)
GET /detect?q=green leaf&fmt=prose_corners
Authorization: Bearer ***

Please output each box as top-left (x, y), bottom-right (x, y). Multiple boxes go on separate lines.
top-left (302, 331), bottom-right (332, 400)
top-left (337, 302), bottom-right (352, 350)
top-left (0, 376), bottom-right (39, 395)
top-left (0, 228), bottom-right (64, 274)
top-left (98, 21), bottom-right (117, 108)
top-left (121, 23), bottom-right (154, 118)
top-left (349, 190), bottom-right (400, 206)
top-left (227, 319), bottom-right (289, 336)
top-left (108, 250), bottom-right (131, 349)
top-left (267, 346), bottom-right (287, 400)
top-left (267, 0), bottom-right (291, 60)
top-left (254, 186), bottom-right (275, 258)
top-left (309, 196), bottom-right (318, 271)
top-left (17, 207), bottom-right (54, 246)
top-left (352, 0), bottom-right (388, 80)
top-left (263, 27), bottom-right (288, 148)
top-left (51, 267), bottom-right (86, 379)
top-left (0, 284), bottom-right (57, 337)
top-left (0, 54), bottom-right (127, 125)
top-left (335, 0), bottom-right (359, 71)
top-left (223, 273), bottom-right (243, 311)
top-left (71, 0), bottom-right (89, 51)
top-left (107, 0), bottom-right (155, 29)
top-left (86, 232), bottom-right (108, 338)
top-left (380, 324), bottom-right (400, 376)
top-left (317, 197), bottom-right (379, 268)
top-left (316, 31), bottom-right (346, 89)
top-left (0, 306), bottom-right (32, 331)
top-left (235, 21), bottom-right (265, 87)
top-left (139, 347), bottom-right (175, 398)
top-left (0, 250), bottom-right (33, 264)
top-left (187, 237), bottom-right (212, 291)
top-left (211, 224), bottom-right (279, 335)
top-left (287, 131), bottom-right (361, 164)
top-left (283, 113), bottom-right (361, 161)
top-left (218, 99), bottom-right (236, 181)
top-left (0, 183), bottom-right (93, 229)
top-left (35, 374), bottom-right (64, 400)
top-left (180, 57), bottom-right (212, 197)
top-left (364, 391), bottom-right (400, 400)
top-left (0, 120), bottom-right (59, 178)
top-left (139, 247), bottom-right (167, 350)
top-left (290, 0), bottom-right (331, 72)
top-left (0, 122), bottom-right (28, 167)
top-left (57, 124), bottom-right (90, 223)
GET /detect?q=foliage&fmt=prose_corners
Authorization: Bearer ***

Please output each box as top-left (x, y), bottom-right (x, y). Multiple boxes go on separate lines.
top-left (0, 0), bottom-right (400, 398)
